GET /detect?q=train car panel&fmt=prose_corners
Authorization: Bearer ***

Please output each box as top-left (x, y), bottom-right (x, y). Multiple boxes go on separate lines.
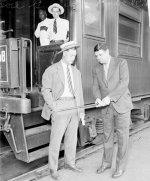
top-left (82, 37), bottom-right (101, 104)
top-left (105, 0), bottom-right (119, 57)
top-left (143, 10), bottom-right (150, 62)
top-left (0, 38), bottom-right (19, 88)
top-left (80, 0), bottom-right (105, 104)
top-left (127, 60), bottom-right (150, 97)
top-left (83, 0), bottom-right (105, 38)
top-left (118, 1), bottom-right (150, 98)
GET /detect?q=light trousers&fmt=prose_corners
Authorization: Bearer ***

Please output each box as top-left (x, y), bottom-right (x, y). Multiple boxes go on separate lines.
top-left (49, 98), bottom-right (79, 171)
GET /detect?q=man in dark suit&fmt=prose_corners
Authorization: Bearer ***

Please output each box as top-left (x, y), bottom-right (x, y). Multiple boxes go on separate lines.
top-left (41, 41), bottom-right (85, 180)
top-left (92, 43), bottom-right (133, 178)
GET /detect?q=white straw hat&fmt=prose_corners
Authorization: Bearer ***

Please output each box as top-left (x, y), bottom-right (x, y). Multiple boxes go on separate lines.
top-left (48, 3), bottom-right (64, 15)
top-left (58, 41), bottom-right (80, 54)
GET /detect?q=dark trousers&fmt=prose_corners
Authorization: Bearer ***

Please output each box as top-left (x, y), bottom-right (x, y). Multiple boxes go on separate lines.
top-left (101, 104), bottom-right (131, 171)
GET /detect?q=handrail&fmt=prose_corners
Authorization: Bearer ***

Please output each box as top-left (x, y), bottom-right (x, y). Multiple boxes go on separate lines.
top-left (24, 38), bottom-right (33, 92)
top-left (16, 38), bottom-right (33, 93)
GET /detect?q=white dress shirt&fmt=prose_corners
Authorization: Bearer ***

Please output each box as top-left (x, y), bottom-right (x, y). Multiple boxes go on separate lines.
top-left (61, 60), bottom-right (74, 97)
top-left (34, 18), bottom-right (52, 46)
top-left (48, 18), bottom-right (69, 42)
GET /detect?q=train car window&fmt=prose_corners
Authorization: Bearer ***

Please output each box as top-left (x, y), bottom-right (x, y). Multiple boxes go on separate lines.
top-left (83, 0), bottom-right (104, 38)
top-left (119, 14), bottom-right (141, 45)
top-left (118, 14), bottom-right (141, 58)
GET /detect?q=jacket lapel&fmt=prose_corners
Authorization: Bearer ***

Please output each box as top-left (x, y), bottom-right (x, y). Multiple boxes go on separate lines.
top-left (98, 64), bottom-right (107, 86)
top-left (71, 66), bottom-right (77, 94)
top-left (102, 66), bottom-right (108, 86)
top-left (107, 57), bottom-right (116, 81)
top-left (57, 61), bottom-right (65, 85)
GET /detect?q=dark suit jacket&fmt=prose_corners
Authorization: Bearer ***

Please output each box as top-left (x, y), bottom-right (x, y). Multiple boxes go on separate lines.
top-left (92, 57), bottom-right (133, 114)
top-left (41, 61), bottom-right (84, 120)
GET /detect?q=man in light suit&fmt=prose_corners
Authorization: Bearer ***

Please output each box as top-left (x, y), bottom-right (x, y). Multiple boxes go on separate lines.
top-left (41, 41), bottom-right (85, 180)
top-left (92, 43), bottom-right (133, 178)
top-left (48, 3), bottom-right (69, 44)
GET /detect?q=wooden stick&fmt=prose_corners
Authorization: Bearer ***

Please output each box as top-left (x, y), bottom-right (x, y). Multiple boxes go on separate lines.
top-left (55, 103), bottom-right (97, 112)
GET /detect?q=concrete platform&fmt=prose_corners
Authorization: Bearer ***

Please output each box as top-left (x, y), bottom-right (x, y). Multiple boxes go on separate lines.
top-left (38, 126), bottom-right (150, 181)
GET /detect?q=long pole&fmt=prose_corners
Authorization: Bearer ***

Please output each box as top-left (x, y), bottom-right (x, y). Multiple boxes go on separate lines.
top-left (55, 103), bottom-right (96, 113)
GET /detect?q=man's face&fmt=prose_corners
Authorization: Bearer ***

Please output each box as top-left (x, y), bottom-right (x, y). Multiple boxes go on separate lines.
top-left (52, 7), bottom-right (60, 19)
top-left (39, 10), bottom-right (46, 21)
top-left (95, 49), bottom-right (109, 64)
top-left (63, 48), bottom-right (77, 65)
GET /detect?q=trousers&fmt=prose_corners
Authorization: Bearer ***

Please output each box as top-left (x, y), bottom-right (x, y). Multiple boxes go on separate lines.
top-left (49, 98), bottom-right (79, 171)
top-left (101, 104), bottom-right (131, 171)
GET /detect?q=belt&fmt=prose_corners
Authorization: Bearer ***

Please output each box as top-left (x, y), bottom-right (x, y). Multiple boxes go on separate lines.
top-left (58, 97), bottom-right (75, 101)
top-left (50, 40), bottom-right (64, 44)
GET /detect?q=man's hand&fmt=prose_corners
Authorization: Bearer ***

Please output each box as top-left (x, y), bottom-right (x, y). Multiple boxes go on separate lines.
top-left (48, 102), bottom-right (56, 112)
top-left (102, 96), bottom-right (111, 106)
top-left (40, 26), bottom-right (48, 31)
top-left (80, 113), bottom-right (85, 126)
top-left (95, 98), bottom-right (105, 107)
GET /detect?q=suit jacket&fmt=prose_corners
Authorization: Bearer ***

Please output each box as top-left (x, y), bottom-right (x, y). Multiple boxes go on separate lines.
top-left (41, 61), bottom-right (84, 120)
top-left (93, 57), bottom-right (133, 114)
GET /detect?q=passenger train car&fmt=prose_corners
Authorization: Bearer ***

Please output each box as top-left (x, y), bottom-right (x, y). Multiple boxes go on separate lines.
top-left (0, 0), bottom-right (150, 163)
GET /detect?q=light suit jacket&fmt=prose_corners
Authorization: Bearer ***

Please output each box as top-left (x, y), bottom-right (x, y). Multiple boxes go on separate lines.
top-left (41, 61), bottom-right (84, 120)
top-left (93, 57), bottom-right (133, 114)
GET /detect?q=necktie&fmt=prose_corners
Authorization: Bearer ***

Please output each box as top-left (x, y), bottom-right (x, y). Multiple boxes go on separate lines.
top-left (67, 66), bottom-right (74, 96)
top-left (53, 19), bottom-right (57, 34)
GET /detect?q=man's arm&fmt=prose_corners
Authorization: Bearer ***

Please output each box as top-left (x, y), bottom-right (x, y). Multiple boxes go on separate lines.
top-left (66, 31), bottom-right (69, 42)
top-left (92, 68), bottom-right (101, 100)
top-left (66, 20), bottom-right (69, 42)
top-left (34, 24), bottom-right (40, 38)
top-left (77, 71), bottom-right (86, 125)
top-left (40, 26), bottom-right (48, 31)
top-left (78, 72), bottom-right (84, 114)
top-left (41, 69), bottom-right (54, 110)
top-left (92, 68), bottom-right (105, 107)
top-left (108, 59), bottom-right (129, 102)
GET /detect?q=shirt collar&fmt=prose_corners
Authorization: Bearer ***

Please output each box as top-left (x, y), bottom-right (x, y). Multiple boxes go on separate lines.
top-left (104, 56), bottom-right (111, 69)
top-left (43, 18), bottom-right (48, 22)
top-left (61, 60), bottom-right (71, 69)
top-left (54, 17), bottom-right (60, 21)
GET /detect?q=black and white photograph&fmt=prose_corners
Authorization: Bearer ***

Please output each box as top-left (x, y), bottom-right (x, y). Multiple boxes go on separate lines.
top-left (0, 0), bottom-right (150, 181)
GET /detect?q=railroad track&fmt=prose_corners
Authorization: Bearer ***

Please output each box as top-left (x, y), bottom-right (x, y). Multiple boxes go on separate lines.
top-left (6, 121), bottom-right (150, 181)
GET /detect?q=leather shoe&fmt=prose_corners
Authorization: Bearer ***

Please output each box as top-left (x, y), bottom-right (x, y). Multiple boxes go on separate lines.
top-left (64, 164), bottom-right (83, 172)
top-left (97, 165), bottom-right (111, 174)
top-left (112, 170), bottom-right (124, 178)
top-left (50, 169), bottom-right (61, 180)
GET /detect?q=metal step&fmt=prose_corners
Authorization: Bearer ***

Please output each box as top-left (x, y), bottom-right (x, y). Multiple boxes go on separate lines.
top-left (25, 125), bottom-right (51, 150)
top-left (28, 143), bottom-right (64, 162)
top-left (28, 147), bottom-right (49, 162)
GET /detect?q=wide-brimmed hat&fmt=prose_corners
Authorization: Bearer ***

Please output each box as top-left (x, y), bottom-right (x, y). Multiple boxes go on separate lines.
top-left (48, 3), bottom-right (64, 15)
top-left (58, 41), bottom-right (80, 54)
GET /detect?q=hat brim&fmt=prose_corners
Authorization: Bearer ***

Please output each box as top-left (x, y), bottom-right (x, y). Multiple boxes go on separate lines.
top-left (48, 3), bottom-right (64, 15)
top-left (57, 45), bottom-right (80, 54)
